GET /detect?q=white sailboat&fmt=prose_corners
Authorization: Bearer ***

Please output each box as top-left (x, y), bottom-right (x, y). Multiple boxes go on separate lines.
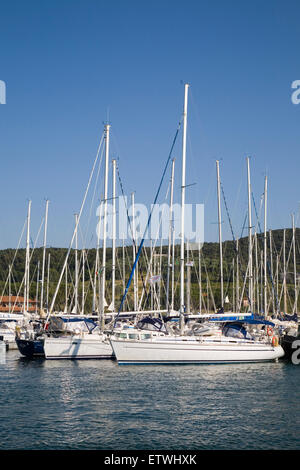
top-left (110, 329), bottom-right (284, 365)
top-left (110, 83), bottom-right (285, 365)
top-left (43, 320), bottom-right (113, 359)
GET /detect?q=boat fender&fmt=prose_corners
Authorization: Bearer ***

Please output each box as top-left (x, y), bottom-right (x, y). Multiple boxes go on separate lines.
top-left (272, 336), bottom-right (278, 347)
top-left (267, 327), bottom-right (273, 336)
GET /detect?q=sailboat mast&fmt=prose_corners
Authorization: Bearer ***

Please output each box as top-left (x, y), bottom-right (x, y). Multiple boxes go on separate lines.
top-left (8, 264), bottom-right (11, 314)
top-left (199, 243), bottom-right (202, 314)
top-left (122, 233), bottom-right (125, 311)
top-left (40, 199), bottom-right (49, 313)
top-left (269, 230), bottom-right (275, 313)
top-left (166, 158), bottom-right (175, 312)
top-left (101, 123), bottom-right (110, 330)
top-left (186, 241), bottom-right (191, 314)
top-left (112, 159), bottom-right (116, 313)
top-left (65, 263), bottom-right (68, 313)
top-left (36, 261), bottom-right (40, 315)
top-left (74, 213), bottom-right (78, 315)
top-left (216, 160), bottom-right (224, 309)
top-left (247, 157), bottom-right (253, 312)
top-left (283, 228), bottom-right (287, 313)
top-left (264, 175), bottom-right (267, 316)
top-left (236, 239), bottom-right (239, 311)
top-left (292, 213), bottom-right (297, 314)
top-left (82, 249), bottom-right (85, 314)
top-left (24, 200), bottom-right (31, 313)
top-left (132, 192), bottom-right (138, 311)
top-left (46, 253), bottom-right (50, 313)
top-left (180, 83), bottom-right (189, 331)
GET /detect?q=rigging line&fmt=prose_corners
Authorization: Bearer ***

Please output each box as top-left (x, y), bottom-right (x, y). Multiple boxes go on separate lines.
top-left (115, 242), bottom-right (130, 310)
top-left (11, 216), bottom-right (44, 312)
top-left (232, 165), bottom-right (245, 224)
top-left (113, 117), bottom-right (183, 327)
top-left (251, 191), bottom-right (263, 235)
top-left (138, 180), bottom-right (172, 310)
top-left (220, 182), bottom-right (253, 308)
top-left (115, 162), bottom-right (147, 286)
top-left (0, 217), bottom-right (27, 303)
top-left (278, 229), bottom-right (294, 306)
top-left (46, 131), bottom-right (105, 318)
top-left (116, 159), bottom-right (164, 309)
top-left (82, 143), bottom-right (105, 249)
top-left (240, 213), bottom-right (247, 240)
top-left (252, 190), bottom-right (280, 314)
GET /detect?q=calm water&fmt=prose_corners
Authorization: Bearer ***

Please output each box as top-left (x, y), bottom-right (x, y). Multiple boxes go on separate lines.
top-left (0, 350), bottom-right (299, 450)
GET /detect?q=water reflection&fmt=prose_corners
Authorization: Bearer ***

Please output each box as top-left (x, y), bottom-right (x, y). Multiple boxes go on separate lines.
top-left (0, 350), bottom-right (299, 450)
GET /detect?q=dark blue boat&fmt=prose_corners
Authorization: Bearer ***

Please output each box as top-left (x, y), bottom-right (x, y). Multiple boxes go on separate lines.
top-left (16, 337), bottom-right (45, 358)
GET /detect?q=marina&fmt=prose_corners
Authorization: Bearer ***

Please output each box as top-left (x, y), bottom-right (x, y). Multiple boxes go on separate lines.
top-left (3, 83), bottom-right (298, 366)
top-left (0, 0), bottom-right (300, 454)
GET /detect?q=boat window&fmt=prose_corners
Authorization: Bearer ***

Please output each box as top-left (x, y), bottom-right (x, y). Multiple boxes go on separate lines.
top-left (120, 333), bottom-right (128, 339)
top-left (141, 334), bottom-right (151, 340)
top-left (128, 333), bottom-right (138, 340)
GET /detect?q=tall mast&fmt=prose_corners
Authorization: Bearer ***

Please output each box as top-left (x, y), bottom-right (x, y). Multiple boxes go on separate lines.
top-left (199, 243), bottom-right (202, 314)
top-left (65, 262), bottom-right (68, 313)
top-left (94, 201), bottom-right (103, 313)
top-left (247, 157), bottom-right (253, 312)
top-left (82, 249), bottom-right (85, 314)
top-left (216, 160), bottom-right (224, 309)
top-left (186, 241), bottom-right (191, 314)
top-left (122, 233), bottom-right (125, 312)
top-left (255, 232), bottom-right (259, 314)
top-left (276, 253), bottom-right (279, 316)
top-left (180, 83), bottom-right (189, 332)
top-left (40, 199), bottom-right (49, 314)
top-left (171, 205), bottom-right (175, 311)
top-left (269, 230), bottom-right (275, 314)
top-left (131, 192), bottom-right (138, 311)
top-left (264, 175), bottom-right (267, 317)
top-left (232, 257), bottom-right (235, 312)
top-left (8, 264), bottom-right (11, 314)
top-left (100, 123), bottom-right (110, 330)
top-left (166, 158), bottom-right (175, 312)
top-left (236, 239), bottom-right (239, 312)
top-left (292, 213), bottom-right (297, 314)
top-left (112, 159), bottom-right (117, 313)
top-left (46, 252), bottom-right (50, 313)
top-left (283, 229), bottom-right (287, 313)
top-left (24, 200), bottom-right (31, 313)
top-left (74, 213), bottom-right (78, 315)
top-left (36, 261), bottom-right (40, 315)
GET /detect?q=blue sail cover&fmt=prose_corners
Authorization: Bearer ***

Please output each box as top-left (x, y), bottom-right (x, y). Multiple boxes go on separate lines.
top-left (223, 323), bottom-right (252, 339)
top-left (136, 317), bottom-right (168, 333)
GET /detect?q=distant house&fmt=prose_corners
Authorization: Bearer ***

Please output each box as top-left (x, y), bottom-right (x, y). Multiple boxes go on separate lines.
top-left (0, 296), bottom-right (38, 313)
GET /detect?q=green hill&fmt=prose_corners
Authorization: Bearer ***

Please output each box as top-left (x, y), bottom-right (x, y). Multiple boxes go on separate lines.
top-left (0, 227), bottom-right (299, 314)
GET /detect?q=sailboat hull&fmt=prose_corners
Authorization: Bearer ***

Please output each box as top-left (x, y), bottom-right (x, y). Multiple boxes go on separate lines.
top-left (44, 334), bottom-right (114, 359)
top-left (110, 337), bottom-right (285, 365)
top-left (16, 338), bottom-right (45, 357)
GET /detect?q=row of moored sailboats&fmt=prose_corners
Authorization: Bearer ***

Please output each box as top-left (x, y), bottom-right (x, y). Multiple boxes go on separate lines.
top-left (2, 84), bottom-right (299, 364)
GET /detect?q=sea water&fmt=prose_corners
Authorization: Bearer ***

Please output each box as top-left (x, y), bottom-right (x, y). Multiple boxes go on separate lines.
top-left (0, 350), bottom-right (299, 450)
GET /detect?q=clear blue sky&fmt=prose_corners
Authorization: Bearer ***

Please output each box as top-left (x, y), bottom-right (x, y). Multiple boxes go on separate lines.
top-left (0, 0), bottom-right (299, 250)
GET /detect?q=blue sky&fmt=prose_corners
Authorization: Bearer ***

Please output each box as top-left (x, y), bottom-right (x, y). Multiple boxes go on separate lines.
top-left (0, 0), bottom-right (299, 250)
